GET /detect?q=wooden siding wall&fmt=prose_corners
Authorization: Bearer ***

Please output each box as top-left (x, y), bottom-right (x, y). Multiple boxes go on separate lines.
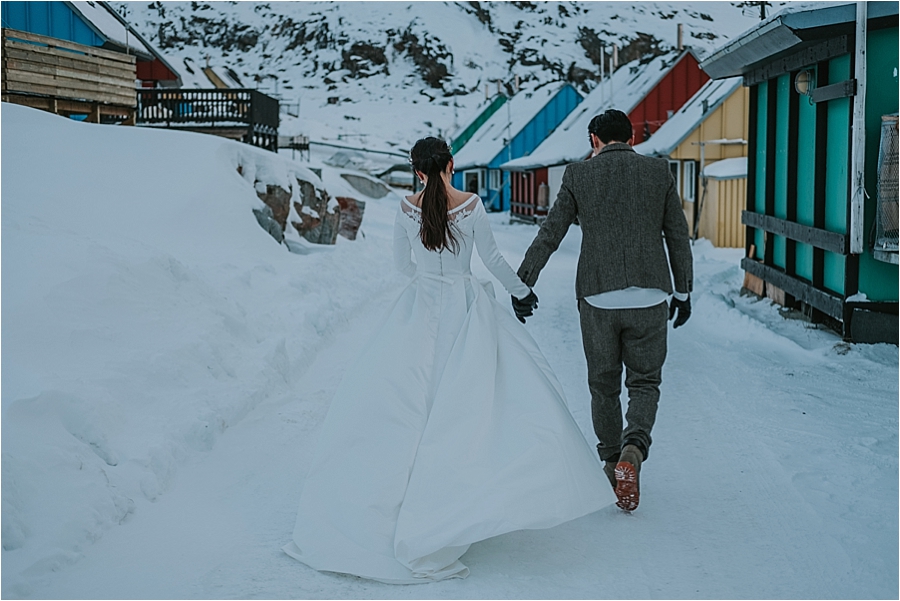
top-left (672, 87), bottom-right (749, 247)
top-left (744, 51), bottom-right (855, 326)
top-left (510, 168), bottom-right (548, 219)
top-left (701, 178), bottom-right (747, 248)
top-left (136, 59), bottom-right (179, 85)
top-left (670, 87), bottom-right (750, 162)
top-left (630, 53), bottom-right (709, 144)
top-left (2, 28), bottom-right (136, 108)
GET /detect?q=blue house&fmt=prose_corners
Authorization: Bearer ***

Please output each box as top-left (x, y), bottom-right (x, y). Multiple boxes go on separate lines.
top-left (451, 83), bottom-right (583, 211)
top-left (1, 1), bottom-right (181, 88)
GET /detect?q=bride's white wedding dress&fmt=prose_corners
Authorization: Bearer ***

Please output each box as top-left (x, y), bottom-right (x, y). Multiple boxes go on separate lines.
top-left (283, 194), bottom-right (612, 583)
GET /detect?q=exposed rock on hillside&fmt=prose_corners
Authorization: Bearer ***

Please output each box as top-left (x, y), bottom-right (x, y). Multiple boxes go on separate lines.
top-left (120, 2), bottom-right (772, 147)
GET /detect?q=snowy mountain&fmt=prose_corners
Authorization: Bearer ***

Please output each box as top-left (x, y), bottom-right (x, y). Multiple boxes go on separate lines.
top-left (115, 1), bottom-right (778, 149)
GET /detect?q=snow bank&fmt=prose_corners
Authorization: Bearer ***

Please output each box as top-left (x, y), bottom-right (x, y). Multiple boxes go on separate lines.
top-left (0, 103), bottom-right (403, 596)
top-left (702, 156), bottom-right (748, 180)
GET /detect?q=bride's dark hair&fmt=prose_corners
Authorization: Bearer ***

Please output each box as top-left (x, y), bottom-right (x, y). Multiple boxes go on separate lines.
top-left (410, 137), bottom-right (459, 253)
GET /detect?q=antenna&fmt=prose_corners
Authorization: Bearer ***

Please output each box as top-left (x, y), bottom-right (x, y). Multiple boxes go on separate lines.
top-left (118, 4), bottom-right (130, 56)
top-left (741, 1), bottom-right (771, 20)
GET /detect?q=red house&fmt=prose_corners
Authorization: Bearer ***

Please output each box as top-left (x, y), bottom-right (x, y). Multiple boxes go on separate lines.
top-left (502, 49), bottom-right (708, 221)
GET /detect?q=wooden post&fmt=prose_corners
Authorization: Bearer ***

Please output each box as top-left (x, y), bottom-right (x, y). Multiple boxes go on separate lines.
top-left (849, 0), bottom-right (867, 254)
top-left (90, 103), bottom-right (101, 123)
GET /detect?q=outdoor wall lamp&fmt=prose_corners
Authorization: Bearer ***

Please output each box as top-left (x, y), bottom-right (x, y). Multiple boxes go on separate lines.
top-left (794, 69), bottom-right (815, 96)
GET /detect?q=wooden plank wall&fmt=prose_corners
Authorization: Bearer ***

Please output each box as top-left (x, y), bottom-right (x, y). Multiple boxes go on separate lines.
top-left (2, 28), bottom-right (136, 108)
top-left (696, 178), bottom-right (747, 248)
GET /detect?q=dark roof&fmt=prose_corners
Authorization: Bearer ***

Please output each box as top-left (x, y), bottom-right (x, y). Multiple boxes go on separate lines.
top-left (700, 1), bottom-right (899, 79)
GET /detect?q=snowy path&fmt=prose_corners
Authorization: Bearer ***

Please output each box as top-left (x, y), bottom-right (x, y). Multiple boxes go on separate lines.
top-left (20, 217), bottom-right (898, 600)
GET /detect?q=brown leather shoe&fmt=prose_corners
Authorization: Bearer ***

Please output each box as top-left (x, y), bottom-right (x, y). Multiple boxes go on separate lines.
top-left (614, 444), bottom-right (643, 511)
top-left (603, 461), bottom-right (617, 490)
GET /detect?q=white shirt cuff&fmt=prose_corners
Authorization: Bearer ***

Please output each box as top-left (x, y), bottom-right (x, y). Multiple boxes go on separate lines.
top-left (673, 291), bottom-right (689, 302)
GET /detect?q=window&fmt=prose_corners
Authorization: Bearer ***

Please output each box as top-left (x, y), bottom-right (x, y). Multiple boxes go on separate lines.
top-left (489, 169), bottom-right (502, 190)
top-left (668, 160), bottom-right (682, 200)
top-left (683, 161), bottom-right (696, 203)
top-left (463, 170), bottom-right (482, 195)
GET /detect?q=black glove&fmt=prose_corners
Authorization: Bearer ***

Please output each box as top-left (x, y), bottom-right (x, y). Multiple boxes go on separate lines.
top-left (668, 294), bottom-right (691, 329)
top-left (511, 290), bottom-right (539, 324)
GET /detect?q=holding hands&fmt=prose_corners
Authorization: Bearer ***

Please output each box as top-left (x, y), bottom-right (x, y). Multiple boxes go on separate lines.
top-left (512, 290), bottom-right (539, 324)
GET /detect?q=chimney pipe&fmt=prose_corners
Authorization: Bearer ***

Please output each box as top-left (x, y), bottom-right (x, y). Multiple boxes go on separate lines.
top-left (612, 43), bottom-right (618, 70)
top-left (677, 24), bottom-right (684, 51)
top-left (497, 80), bottom-right (502, 96)
top-left (515, 74), bottom-right (520, 94)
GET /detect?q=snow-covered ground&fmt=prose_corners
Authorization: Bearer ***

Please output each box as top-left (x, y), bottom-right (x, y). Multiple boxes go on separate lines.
top-left (2, 104), bottom-right (898, 599)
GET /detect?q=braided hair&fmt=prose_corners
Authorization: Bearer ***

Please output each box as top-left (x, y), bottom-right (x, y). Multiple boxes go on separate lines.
top-left (409, 137), bottom-right (459, 253)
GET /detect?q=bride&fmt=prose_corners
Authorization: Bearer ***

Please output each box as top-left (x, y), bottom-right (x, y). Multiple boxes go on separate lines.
top-left (283, 137), bottom-right (611, 583)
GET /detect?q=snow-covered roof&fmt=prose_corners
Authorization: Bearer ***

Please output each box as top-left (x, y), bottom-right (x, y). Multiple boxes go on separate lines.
top-left (702, 157), bottom-right (747, 180)
top-left (633, 77), bottom-right (743, 157)
top-left (452, 83), bottom-right (572, 171)
top-left (177, 58), bottom-right (245, 89)
top-left (69, 1), bottom-right (152, 57)
top-left (700, 2), bottom-right (897, 79)
top-left (450, 96), bottom-right (502, 143)
top-left (501, 49), bottom-right (690, 171)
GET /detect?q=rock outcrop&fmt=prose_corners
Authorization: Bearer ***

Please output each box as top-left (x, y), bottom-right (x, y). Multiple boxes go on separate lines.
top-left (336, 197), bottom-right (366, 241)
top-left (291, 179), bottom-right (341, 245)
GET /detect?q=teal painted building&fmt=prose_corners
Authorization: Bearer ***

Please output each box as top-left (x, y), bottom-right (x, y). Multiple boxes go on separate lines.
top-left (701, 2), bottom-right (898, 343)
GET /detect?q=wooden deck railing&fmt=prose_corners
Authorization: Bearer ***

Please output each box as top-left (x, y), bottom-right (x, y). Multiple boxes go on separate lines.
top-left (136, 88), bottom-right (279, 151)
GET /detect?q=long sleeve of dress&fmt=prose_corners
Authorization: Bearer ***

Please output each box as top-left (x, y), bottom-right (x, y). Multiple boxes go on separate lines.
top-left (393, 211), bottom-right (417, 277)
top-left (472, 202), bottom-right (532, 300)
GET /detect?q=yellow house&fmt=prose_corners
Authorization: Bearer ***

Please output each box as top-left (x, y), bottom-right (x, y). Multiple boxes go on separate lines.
top-left (635, 77), bottom-right (749, 247)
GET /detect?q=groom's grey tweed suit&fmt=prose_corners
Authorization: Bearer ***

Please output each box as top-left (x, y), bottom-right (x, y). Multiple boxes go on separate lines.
top-left (517, 142), bottom-right (692, 461)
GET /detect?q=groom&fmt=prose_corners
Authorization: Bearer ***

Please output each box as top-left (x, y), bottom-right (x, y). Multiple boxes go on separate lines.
top-left (513, 109), bottom-right (693, 512)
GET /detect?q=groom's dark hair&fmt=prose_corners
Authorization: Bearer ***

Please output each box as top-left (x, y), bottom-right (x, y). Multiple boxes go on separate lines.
top-left (588, 109), bottom-right (633, 144)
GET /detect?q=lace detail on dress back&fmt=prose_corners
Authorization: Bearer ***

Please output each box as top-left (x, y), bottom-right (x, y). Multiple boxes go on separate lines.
top-left (401, 194), bottom-right (479, 225)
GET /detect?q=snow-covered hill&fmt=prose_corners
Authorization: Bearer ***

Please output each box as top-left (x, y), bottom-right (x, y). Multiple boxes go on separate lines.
top-left (117, 1), bottom-right (778, 149)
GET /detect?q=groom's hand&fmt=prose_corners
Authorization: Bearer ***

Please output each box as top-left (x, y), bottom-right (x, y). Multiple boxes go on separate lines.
top-left (512, 291), bottom-right (539, 324)
top-left (668, 294), bottom-right (691, 329)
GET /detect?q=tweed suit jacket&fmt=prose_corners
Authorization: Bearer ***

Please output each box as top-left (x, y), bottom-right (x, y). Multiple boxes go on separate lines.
top-left (518, 142), bottom-right (693, 299)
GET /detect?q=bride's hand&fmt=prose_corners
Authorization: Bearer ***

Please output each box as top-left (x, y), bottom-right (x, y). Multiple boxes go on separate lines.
top-left (511, 291), bottom-right (539, 323)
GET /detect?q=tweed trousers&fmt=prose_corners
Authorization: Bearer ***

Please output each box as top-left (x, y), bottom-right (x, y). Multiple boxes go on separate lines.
top-left (578, 299), bottom-right (668, 462)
